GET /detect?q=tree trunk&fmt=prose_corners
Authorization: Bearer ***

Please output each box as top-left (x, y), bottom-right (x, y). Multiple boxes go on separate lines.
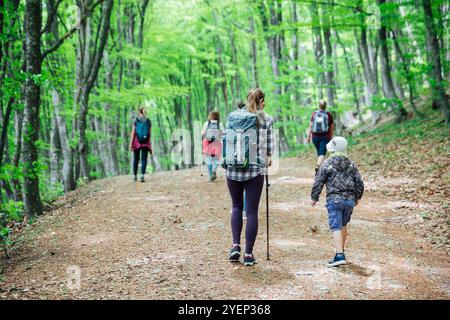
top-left (378, 0), bottom-right (407, 122)
top-left (229, 29), bottom-right (241, 106)
top-left (335, 30), bottom-right (363, 122)
top-left (422, 0), bottom-right (450, 121)
top-left (77, 0), bottom-right (113, 179)
top-left (22, 0), bottom-right (43, 217)
top-left (136, 0), bottom-right (150, 83)
top-left (215, 36), bottom-right (229, 114)
top-left (78, 93), bottom-right (90, 178)
top-left (186, 58), bottom-right (194, 168)
top-left (310, 2), bottom-right (325, 100)
top-left (52, 89), bottom-right (76, 192)
top-left (289, 2), bottom-right (301, 104)
top-left (122, 107), bottom-right (130, 174)
top-left (355, 27), bottom-right (380, 124)
top-left (90, 116), bottom-right (106, 177)
top-left (0, 97), bottom-right (13, 169)
top-left (257, 0), bottom-right (289, 153)
top-left (249, 16), bottom-right (259, 88)
top-left (12, 108), bottom-right (23, 201)
top-left (322, 3), bottom-right (336, 108)
top-left (49, 113), bottom-right (61, 186)
top-left (399, 5), bottom-right (422, 61)
top-left (103, 51), bottom-right (119, 175)
top-left (390, 30), bottom-right (422, 115)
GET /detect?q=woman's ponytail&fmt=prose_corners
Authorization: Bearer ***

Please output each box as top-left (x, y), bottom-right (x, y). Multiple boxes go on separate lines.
top-left (246, 88), bottom-right (265, 114)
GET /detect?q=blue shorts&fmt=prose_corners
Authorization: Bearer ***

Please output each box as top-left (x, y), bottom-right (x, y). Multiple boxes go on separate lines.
top-left (326, 199), bottom-right (355, 231)
top-left (312, 136), bottom-right (330, 156)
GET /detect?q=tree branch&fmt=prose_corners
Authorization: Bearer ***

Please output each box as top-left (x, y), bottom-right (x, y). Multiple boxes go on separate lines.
top-left (41, 0), bottom-right (64, 35)
top-left (294, 0), bottom-right (371, 15)
top-left (42, 0), bottom-right (106, 59)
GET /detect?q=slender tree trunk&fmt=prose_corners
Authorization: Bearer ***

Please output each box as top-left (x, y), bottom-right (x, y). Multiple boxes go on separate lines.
top-left (200, 60), bottom-right (213, 112)
top-left (322, 3), bottom-right (336, 108)
top-left (290, 2), bottom-right (301, 104)
top-left (422, 0), bottom-right (450, 121)
top-left (391, 30), bottom-right (422, 115)
top-left (122, 107), bottom-right (130, 174)
top-left (215, 36), bottom-right (229, 114)
top-left (249, 16), bottom-right (259, 88)
top-left (257, 0), bottom-right (289, 153)
top-left (103, 51), bottom-right (119, 175)
top-left (12, 108), bottom-right (23, 201)
top-left (0, 97), bottom-right (13, 169)
top-left (90, 116), bottom-right (106, 176)
top-left (335, 30), bottom-right (363, 122)
top-left (378, 0), bottom-right (407, 122)
top-left (355, 28), bottom-right (380, 124)
top-left (186, 58), bottom-right (194, 168)
top-left (52, 89), bottom-right (76, 192)
top-left (78, 93), bottom-right (90, 178)
top-left (136, 0), bottom-right (150, 83)
top-left (77, 0), bottom-right (113, 179)
top-left (229, 29), bottom-right (241, 105)
top-left (310, 2), bottom-right (325, 100)
top-left (49, 114), bottom-right (61, 186)
top-left (399, 5), bottom-right (422, 61)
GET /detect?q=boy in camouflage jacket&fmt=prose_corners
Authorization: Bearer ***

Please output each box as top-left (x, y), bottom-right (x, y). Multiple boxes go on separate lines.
top-left (311, 136), bottom-right (364, 267)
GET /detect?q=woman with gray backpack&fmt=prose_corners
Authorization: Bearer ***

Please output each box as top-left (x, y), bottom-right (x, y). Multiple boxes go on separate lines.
top-left (307, 100), bottom-right (334, 174)
top-left (223, 88), bottom-right (273, 266)
top-left (130, 107), bottom-right (153, 182)
top-left (202, 111), bottom-right (224, 181)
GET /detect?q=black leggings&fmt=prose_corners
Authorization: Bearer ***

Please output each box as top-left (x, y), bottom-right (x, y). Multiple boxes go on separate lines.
top-left (133, 148), bottom-right (149, 175)
top-left (227, 175), bottom-right (264, 255)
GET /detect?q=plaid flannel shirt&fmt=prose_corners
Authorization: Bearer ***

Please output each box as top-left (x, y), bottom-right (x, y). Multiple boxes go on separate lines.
top-left (226, 112), bottom-right (274, 182)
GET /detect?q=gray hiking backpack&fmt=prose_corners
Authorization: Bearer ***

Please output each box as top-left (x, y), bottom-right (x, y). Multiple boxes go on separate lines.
top-left (222, 109), bottom-right (265, 169)
top-left (205, 121), bottom-right (220, 142)
top-left (312, 110), bottom-right (329, 134)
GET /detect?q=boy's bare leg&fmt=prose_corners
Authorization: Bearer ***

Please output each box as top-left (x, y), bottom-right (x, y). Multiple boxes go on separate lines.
top-left (317, 155), bottom-right (325, 167)
top-left (333, 230), bottom-right (344, 254)
top-left (342, 226), bottom-right (348, 249)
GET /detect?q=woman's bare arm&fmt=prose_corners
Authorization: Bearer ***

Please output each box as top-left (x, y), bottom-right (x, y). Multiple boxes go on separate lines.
top-left (307, 121), bottom-right (313, 143)
top-left (130, 126), bottom-right (135, 151)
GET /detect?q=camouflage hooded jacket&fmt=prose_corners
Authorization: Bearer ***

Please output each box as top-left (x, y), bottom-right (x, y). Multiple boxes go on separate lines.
top-left (311, 155), bottom-right (364, 202)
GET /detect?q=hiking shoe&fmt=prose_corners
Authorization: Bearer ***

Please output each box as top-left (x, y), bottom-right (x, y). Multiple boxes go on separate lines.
top-left (244, 254), bottom-right (257, 266)
top-left (328, 253), bottom-right (346, 267)
top-left (243, 210), bottom-right (247, 220)
top-left (133, 175), bottom-right (137, 182)
top-left (228, 245), bottom-right (241, 262)
top-left (211, 172), bottom-right (217, 181)
top-left (140, 175), bottom-right (145, 182)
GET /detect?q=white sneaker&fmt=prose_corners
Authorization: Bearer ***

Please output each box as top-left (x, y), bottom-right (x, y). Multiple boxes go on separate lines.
top-left (243, 211), bottom-right (247, 220)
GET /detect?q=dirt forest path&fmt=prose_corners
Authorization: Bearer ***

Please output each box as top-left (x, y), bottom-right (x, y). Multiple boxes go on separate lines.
top-left (1, 158), bottom-right (449, 299)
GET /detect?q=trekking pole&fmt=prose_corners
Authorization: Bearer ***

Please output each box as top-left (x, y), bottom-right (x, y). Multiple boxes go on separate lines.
top-left (266, 164), bottom-right (270, 261)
